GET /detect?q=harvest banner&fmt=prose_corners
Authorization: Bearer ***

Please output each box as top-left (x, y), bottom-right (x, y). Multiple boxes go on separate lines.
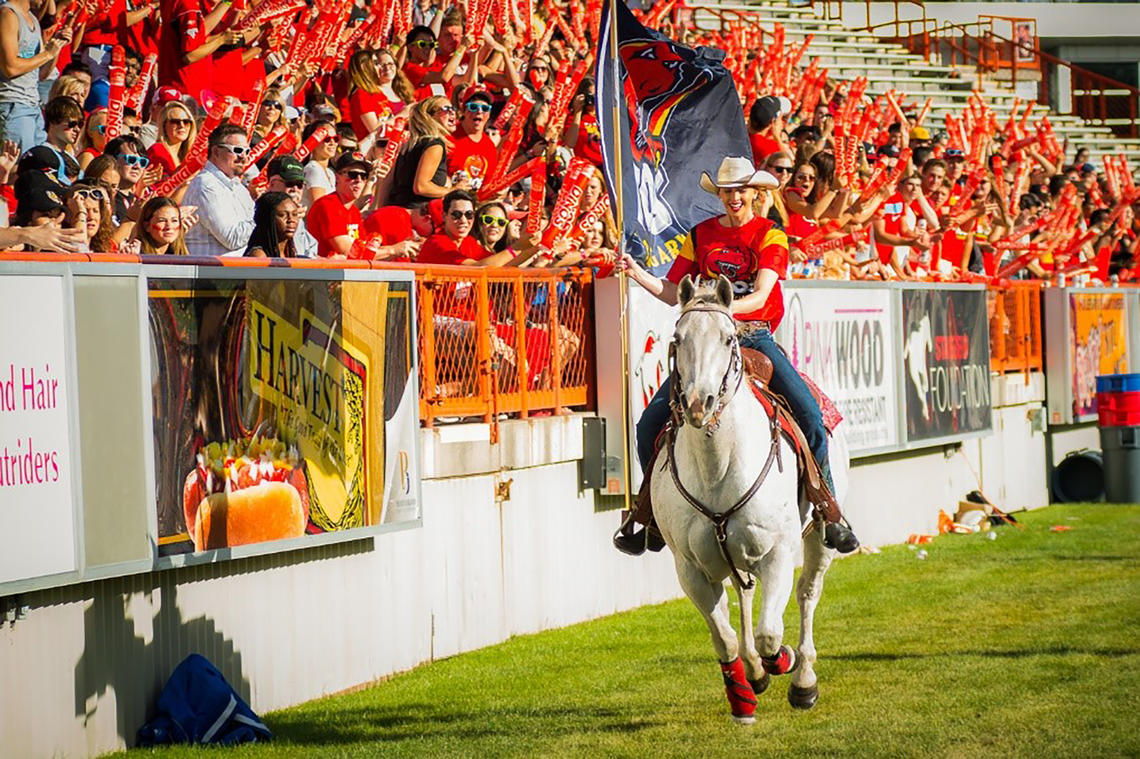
top-left (778, 285), bottom-right (900, 453)
top-left (901, 287), bottom-right (992, 443)
top-left (148, 275), bottom-right (419, 556)
top-left (1069, 292), bottom-right (1128, 418)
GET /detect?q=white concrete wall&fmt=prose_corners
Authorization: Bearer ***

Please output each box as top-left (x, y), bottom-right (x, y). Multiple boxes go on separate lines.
top-left (0, 395), bottom-right (1056, 758)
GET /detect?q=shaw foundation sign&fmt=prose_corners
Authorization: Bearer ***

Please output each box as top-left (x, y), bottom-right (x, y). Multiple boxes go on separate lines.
top-left (901, 287), bottom-right (992, 443)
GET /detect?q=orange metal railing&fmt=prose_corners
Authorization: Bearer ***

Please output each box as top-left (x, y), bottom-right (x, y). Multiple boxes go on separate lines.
top-left (416, 265), bottom-right (595, 428)
top-left (989, 281), bottom-right (1043, 375)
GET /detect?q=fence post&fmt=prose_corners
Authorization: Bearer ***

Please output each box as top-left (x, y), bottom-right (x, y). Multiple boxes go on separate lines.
top-left (546, 275), bottom-right (564, 413)
top-left (513, 272), bottom-right (530, 418)
top-left (475, 270), bottom-right (494, 428)
top-left (419, 276), bottom-right (438, 428)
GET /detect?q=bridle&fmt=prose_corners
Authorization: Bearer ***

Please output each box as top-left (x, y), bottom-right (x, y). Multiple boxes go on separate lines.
top-left (667, 305), bottom-right (743, 436)
top-left (663, 302), bottom-right (782, 591)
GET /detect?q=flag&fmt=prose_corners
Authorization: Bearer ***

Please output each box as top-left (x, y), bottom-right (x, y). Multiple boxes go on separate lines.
top-left (597, 0), bottom-right (751, 275)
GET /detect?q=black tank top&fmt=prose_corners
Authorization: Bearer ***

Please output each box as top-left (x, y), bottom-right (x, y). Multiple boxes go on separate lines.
top-left (389, 137), bottom-right (448, 207)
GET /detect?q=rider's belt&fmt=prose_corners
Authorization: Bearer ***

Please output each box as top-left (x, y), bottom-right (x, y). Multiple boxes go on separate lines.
top-left (737, 320), bottom-right (772, 335)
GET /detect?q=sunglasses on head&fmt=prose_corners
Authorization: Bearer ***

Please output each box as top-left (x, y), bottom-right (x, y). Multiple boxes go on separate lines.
top-left (122, 154), bottom-right (150, 168)
top-left (75, 187), bottom-right (106, 202)
top-left (449, 209), bottom-right (474, 220)
top-left (480, 213), bottom-right (507, 227)
top-left (465, 101), bottom-right (492, 114)
top-left (167, 118), bottom-right (192, 127)
top-left (217, 143), bottom-right (251, 157)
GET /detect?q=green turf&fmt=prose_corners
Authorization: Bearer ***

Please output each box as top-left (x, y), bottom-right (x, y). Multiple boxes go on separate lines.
top-left (124, 504), bottom-right (1140, 759)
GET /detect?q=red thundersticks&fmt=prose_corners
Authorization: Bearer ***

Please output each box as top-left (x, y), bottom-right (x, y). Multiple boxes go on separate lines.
top-left (294, 124), bottom-right (335, 161)
top-left (123, 53), bottom-right (157, 115)
top-left (526, 158), bottom-right (546, 237)
top-left (104, 47), bottom-right (127, 141)
top-left (147, 100), bottom-right (232, 198)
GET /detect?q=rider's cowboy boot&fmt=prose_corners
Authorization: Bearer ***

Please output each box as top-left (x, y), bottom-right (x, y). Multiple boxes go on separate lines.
top-left (613, 463), bottom-right (666, 555)
top-left (815, 465), bottom-right (860, 554)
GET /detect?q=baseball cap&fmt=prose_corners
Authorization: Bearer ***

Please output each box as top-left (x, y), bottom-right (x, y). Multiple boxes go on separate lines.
top-left (945, 148), bottom-right (966, 160)
top-left (1080, 162), bottom-right (1097, 174)
top-left (910, 126), bottom-right (931, 141)
top-left (153, 86), bottom-right (184, 108)
top-left (879, 144), bottom-right (901, 158)
top-left (20, 184), bottom-right (66, 216)
top-left (18, 146), bottom-right (69, 186)
top-left (267, 155), bottom-right (305, 183)
top-left (749, 95), bottom-right (791, 130)
top-left (334, 151), bottom-right (372, 173)
top-left (462, 87), bottom-right (494, 106)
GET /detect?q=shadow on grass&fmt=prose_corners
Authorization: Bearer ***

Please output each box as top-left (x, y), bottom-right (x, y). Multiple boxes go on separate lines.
top-left (829, 646), bottom-right (1140, 662)
top-left (266, 703), bottom-right (665, 746)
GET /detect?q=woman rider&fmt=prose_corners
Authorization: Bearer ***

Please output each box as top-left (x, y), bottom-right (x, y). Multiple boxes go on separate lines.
top-left (614, 156), bottom-right (860, 555)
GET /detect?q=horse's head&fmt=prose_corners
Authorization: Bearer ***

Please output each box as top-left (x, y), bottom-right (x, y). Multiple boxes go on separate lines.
top-left (673, 275), bottom-right (739, 429)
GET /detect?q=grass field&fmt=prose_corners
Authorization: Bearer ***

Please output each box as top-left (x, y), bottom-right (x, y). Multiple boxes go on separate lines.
top-left (126, 504), bottom-right (1140, 758)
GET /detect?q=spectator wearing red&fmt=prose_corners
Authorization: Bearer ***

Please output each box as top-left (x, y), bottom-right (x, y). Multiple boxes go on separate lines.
top-left (347, 50), bottom-right (396, 139)
top-left (305, 151), bottom-right (371, 258)
top-left (448, 88), bottom-right (498, 185)
top-left (361, 202), bottom-right (434, 260)
top-left (77, 109), bottom-right (108, 171)
top-left (77, 0), bottom-right (155, 81)
top-left (389, 95), bottom-right (468, 207)
top-left (147, 100), bottom-right (197, 179)
top-left (748, 95), bottom-right (790, 165)
top-left (417, 189), bottom-right (489, 265)
top-left (872, 175), bottom-right (930, 278)
top-left (565, 78), bottom-right (603, 167)
top-left (158, 0), bottom-right (240, 103)
top-left (401, 26), bottom-right (443, 90)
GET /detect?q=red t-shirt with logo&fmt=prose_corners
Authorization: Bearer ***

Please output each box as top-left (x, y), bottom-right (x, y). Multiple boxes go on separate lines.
top-left (362, 206), bottom-right (413, 248)
top-left (348, 88), bottom-right (390, 139)
top-left (158, 0), bottom-right (214, 101)
top-left (573, 113), bottom-right (603, 166)
top-left (665, 215), bottom-right (790, 328)
top-left (416, 233), bottom-right (488, 266)
top-left (81, 0), bottom-right (127, 47)
top-left (306, 193), bottom-right (363, 257)
top-left (874, 192), bottom-right (911, 265)
top-left (447, 132), bottom-right (498, 184)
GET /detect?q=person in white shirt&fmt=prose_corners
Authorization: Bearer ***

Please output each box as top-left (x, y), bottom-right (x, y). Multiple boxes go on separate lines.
top-left (183, 123), bottom-right (256, 257)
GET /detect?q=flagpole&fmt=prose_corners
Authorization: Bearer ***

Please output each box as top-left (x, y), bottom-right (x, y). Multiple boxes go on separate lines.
top-left (606, 0), bottom-right (633, 514)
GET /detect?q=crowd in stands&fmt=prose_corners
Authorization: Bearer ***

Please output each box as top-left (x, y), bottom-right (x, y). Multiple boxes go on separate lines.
top-left (0, 0), bottom-right (1132, 284)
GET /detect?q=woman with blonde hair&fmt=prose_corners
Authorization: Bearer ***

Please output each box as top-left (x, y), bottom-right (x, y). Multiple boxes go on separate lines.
top-left (389, 95), bottom-right (468, 207)
top-left (147, 101), bottom-right (198, 178)
top-left (48, 74), bottom-right (89, 107)
top-left (348, 49), bottom-right (414, 140)
top-left (252, 89), bottom-right (287, 140)
top-left (78, 109), bottom-right (108, 171)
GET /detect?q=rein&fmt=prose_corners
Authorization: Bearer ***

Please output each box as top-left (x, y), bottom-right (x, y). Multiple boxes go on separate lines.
top-left (664, 303), bottom-right (782, 590)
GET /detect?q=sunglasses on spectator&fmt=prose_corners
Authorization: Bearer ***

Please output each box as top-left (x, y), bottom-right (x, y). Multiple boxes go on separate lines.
top-left (167, 118), bottom-right (192, 127)
top-left (465, 102), bottom-right (492, 114)
top-left (411, 39), bottom-right (437, 49)
top-left (343, 170), bottom-right (368, 181)
top-left (75, 188), bottom-right (107, 202)
top-left (770, 165), bottom-right (793, 174)
top-left (121, 154), bottom-right (150, 168)
top-left (284, 180), bottom-right (304, 189)
top-left (263, 102), bottom-right (283, 110)
top-left (480, 214), bottom-right (507, 227)
top-left (63, 119), bottom-right (83, 129)
top-left (217, 144), bottom-right (251, 157)
top-left (450, 210), bottom-right (475, 220)
top-left (530, 65), bottom-right (549, 73)
top-left (433, 105), bottom-right (456, 116)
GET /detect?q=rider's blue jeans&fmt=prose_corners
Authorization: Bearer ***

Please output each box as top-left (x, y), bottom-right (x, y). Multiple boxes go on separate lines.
top-left (635, 328), bottom-right (830, 485)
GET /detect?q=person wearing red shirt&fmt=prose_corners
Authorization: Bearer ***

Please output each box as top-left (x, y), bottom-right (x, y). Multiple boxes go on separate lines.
top-left (416, 190), bottom-right (489, 265)
top-left (158, 0), bottom-right (238, 103)
top-left (305, 152), bottom-right (370, 258)
top-left (748, 95), bottom-right (789, 165)
top-left (614, 155), bottom-right (859, 556)
top-left (565, 80), bottom-right (603, 167)
top-left (872, 176), bottom-right (932, 278)
top-left (447, 90), bottom-right (498, 185)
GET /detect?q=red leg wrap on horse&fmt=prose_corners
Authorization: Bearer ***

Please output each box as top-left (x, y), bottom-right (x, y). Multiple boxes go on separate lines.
top-left (719, 657), bottom-right (757, 718)
top-left (760, 645), bottom-right (797, 676)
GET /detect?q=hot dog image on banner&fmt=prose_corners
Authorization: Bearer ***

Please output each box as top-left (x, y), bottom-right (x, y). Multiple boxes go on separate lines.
top-left (597, 0), bottom-right (751, 275)
top-left (901, 287), bottom-right (992, 443)
top-left (148, 276), bottom-right (418, 556)
top-left (778, 286), bottom-right (899, 453)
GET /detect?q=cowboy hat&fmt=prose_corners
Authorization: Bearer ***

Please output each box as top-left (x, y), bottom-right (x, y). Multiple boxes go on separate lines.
top-left (699, 156), bottom-right (779, 194)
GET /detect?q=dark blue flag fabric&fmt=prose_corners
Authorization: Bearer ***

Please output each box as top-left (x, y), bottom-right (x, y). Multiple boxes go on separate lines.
top-left (596, 0), bottom-right (751, 275)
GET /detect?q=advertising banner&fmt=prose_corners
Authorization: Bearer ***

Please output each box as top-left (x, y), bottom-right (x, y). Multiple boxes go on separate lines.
top-left (778, 286), bottom-right (899, 453)
top-left (148, 275), bottom-right (419, 557)
top-left (901, 287), bottom-right (992, 443)
top-left (1069, 292), bottom-right (1128, 419)
top-left (0, 275), bottom-right (78, 585)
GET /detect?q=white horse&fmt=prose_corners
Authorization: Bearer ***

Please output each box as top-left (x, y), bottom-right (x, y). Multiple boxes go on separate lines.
top-left (652, 275), bottom-right (849, 724)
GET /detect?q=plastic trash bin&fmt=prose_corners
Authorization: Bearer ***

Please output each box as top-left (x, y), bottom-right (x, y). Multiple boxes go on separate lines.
top-left (1052, 449), bottom-right (1104, 503)
top-left (1100, 426), bottom-right (1140, 503)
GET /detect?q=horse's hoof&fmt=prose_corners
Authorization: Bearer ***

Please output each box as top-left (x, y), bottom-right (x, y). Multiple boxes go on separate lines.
top-left (732, 714), bottom-right (756, 726)
top-left (749, 671), bottom-right (770, 696)
top-left (788, 683), bottom-right (819, 710)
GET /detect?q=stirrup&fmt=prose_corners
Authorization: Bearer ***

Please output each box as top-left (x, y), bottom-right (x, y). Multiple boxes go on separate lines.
top-left (612, 511), bottom-right (665, 556)
top-left (823, 520), bottom-right (860, 554)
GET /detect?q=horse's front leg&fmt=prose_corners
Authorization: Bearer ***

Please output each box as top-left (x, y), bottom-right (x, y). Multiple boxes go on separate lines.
top-left (755, 542), bottom-right (798, 677)
top-left (675, 558), bottom-right (757, 724)
top-left (731, 576), bottom-right (769, 697)
top-left (789, 525), bottom-right (835, 709)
